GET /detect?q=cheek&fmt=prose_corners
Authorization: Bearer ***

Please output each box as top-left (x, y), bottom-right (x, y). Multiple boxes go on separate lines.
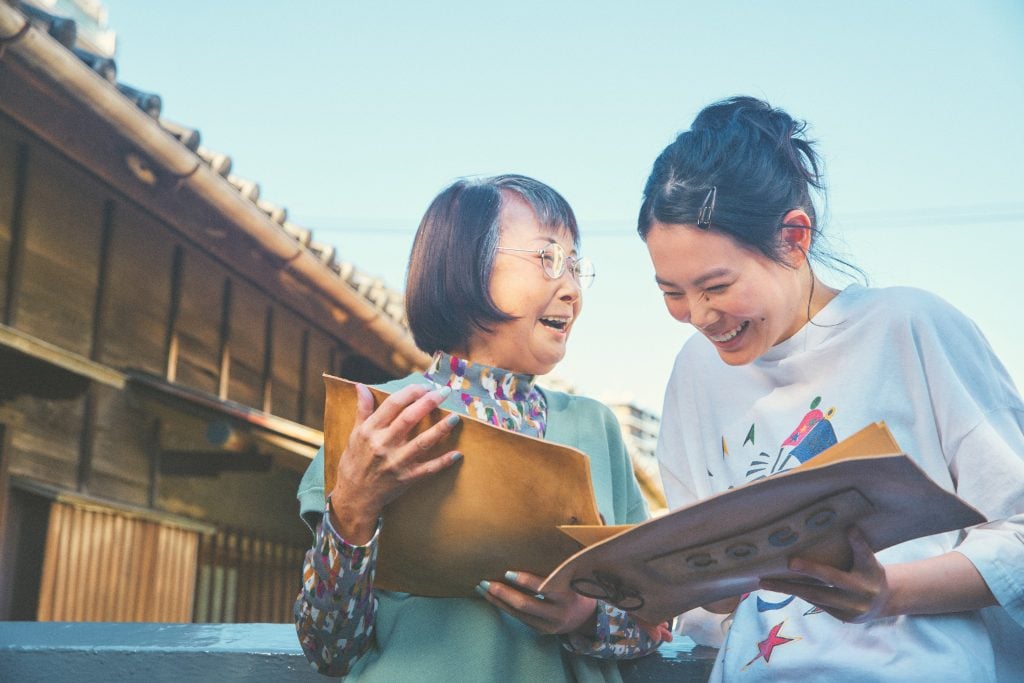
top-left (664, 298), bottom-right (689, 323)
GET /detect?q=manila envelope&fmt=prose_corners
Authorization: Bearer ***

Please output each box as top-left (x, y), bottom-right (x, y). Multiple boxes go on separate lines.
top-left (322, 374), bottom-right (603, 597)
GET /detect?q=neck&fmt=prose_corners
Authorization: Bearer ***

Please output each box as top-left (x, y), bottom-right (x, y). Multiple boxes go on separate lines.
top-left (805, 270), bottom-right (840, 321)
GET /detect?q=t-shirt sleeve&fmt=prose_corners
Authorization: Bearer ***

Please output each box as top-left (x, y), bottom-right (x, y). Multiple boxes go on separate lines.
top-left (912, 296), bottom-right (1024, 626)
top-left (947, 408), bottom-right (1024, 626)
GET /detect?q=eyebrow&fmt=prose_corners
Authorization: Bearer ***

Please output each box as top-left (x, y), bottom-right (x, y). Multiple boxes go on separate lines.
top-left (655, 268), bottom-right (732, 289)
top-left (541, 235), bottom-right (579, 257)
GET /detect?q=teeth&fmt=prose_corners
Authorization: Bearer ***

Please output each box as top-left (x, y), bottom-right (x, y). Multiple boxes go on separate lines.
top-left (540, 317), bottom-right (569, 330)
top-left (709, 321), bottom-right (747, 343)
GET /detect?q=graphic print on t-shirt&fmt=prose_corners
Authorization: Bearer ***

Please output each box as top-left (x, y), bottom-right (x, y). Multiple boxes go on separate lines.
top-left (736, 396), bottom-right (838, 482)
top-left (725, 395), bottom-right (840, 667)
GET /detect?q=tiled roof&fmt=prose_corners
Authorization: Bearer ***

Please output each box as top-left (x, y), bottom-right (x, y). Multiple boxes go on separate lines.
top-left (14, 0), bottom-right (410, 331)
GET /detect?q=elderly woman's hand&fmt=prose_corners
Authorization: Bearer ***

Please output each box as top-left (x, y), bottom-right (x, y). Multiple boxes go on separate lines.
top-left (476, 570), bottom-right (599, 636)
top-left (329, 383), bottom-right (463, 544)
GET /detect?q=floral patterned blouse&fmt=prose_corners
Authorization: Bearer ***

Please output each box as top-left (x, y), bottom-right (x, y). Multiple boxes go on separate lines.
top-left (294, 352), bottom-right (661, 676)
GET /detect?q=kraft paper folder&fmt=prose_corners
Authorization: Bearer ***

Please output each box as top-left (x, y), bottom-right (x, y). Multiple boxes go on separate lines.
top-left (323, 375), bottom-right (985, 623)
top-left (322, 375), bottom-right (603, 597)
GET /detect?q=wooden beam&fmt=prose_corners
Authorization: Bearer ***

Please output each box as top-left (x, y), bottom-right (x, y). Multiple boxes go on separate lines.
top-left (0, 322), bottom-right (125, 389)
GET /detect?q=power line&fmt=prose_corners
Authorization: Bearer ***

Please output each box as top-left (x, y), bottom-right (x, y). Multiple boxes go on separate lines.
top-left (307, 204), bottom-right (1024, 237)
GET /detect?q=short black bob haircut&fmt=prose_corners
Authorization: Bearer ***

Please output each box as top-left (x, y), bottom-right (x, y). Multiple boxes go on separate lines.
top-left (406, 174), bottom-right (579, 355)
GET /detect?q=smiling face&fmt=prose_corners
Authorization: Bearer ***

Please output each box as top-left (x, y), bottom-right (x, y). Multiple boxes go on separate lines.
top-left (463, 193), bottom-right (582, 375)
top-left (645, 221), bottom-right (810, 366)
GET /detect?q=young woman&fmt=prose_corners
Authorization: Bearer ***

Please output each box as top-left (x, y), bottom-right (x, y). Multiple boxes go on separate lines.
top-left (639, 97), bottom-right (1023, 680)
top-left (294, 175), bottom-right (667, 680)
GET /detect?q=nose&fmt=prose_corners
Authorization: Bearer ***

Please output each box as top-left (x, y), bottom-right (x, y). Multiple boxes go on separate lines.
top-left (557, 268), bottom-right (581, 303)
top-left (689, 294), bottom-right (718, 329)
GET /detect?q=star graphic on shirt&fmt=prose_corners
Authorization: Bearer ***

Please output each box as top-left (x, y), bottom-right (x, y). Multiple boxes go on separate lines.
top-left (742, 620), bottom-right (801, 670)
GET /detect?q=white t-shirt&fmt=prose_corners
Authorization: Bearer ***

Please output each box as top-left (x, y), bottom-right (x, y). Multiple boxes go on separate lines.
top-left (657, 284), bottom-right (1024, 681)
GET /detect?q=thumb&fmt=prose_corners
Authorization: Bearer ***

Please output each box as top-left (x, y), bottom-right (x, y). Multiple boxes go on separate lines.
top-left (848, 526), bottom-right (875, 568)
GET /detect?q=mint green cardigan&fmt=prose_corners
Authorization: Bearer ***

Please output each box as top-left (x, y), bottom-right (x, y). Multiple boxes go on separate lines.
top-left (297, 375), bottom-right (649, 682)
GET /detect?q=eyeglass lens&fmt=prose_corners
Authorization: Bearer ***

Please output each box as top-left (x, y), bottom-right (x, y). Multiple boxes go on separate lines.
top-left (540, 243), bottom-right (566, 279)
top-left (541, 244), bottom-right (595, 289)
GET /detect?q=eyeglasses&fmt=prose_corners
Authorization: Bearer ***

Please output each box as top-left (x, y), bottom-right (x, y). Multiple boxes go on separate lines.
top-left (496, 242), bottom-right (596, 289)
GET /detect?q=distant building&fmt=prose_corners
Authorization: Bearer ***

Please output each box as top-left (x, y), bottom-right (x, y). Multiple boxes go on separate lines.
top-left (607, 402), bottom-right (667, 515)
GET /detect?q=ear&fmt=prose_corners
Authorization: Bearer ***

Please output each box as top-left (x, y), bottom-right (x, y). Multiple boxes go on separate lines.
top-left (779, 209), bottom-right (812, 266)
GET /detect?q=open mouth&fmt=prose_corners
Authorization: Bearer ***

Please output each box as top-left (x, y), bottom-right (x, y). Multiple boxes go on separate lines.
top-left (540, 316), bottom-right (570, 332)
top-left (708, 320), bottom-right (748, 343)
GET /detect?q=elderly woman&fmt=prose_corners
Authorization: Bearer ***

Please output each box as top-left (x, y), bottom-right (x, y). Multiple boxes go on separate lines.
top-left (293, 175), bottom-right (665, 680)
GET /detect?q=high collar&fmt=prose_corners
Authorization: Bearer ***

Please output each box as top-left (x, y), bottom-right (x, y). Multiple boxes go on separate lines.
top-left (424, 351), bottom-right (539, 402)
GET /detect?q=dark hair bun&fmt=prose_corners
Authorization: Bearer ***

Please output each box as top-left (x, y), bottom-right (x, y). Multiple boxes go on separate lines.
top-left (637, 96), bottom-right (824, 265)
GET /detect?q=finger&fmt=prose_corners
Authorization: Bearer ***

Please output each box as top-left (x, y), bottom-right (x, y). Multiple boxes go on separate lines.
top-left (501, 571), bottom-right (545, 595)
top-left (758, 579), bottom-right (864, 623)
top-left (477, 580), bottom-right (558, 633)
top-left (759, 578), bottom-right (842, 608)
top-left (403, 450), bottom-right (463, 483)
top-left (480, 588), bottom-right (552, 633)
top-left (352, 383), bottom-right (376, 429)
top-left (848, 526), bottom-right (877, 569)
top-left (361, 384), bottom-right (432, 430)
top-left (787, 556), bottom-right (853, 590)
top-left (382, 386), bottom-right (452, 443)
top-left (401, 412), bottom-right (462, 460)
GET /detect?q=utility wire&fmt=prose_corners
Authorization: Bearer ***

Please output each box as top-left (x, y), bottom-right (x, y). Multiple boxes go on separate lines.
top-left (308, 204), bottom-right (1024, 237)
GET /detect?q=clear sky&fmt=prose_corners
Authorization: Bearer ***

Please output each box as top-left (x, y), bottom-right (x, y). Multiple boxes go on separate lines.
top-left (102, 0), bottom-right (1024, 412)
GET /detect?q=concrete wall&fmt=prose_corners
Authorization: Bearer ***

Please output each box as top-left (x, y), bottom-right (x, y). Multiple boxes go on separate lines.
top-left (0, 622), bottom-right (715, 681)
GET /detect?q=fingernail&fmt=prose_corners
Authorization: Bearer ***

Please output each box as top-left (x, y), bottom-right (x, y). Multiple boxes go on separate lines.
top-left (474, 580), bottom-right (490, 597)
top-left (504, 571), bottom-right (518, 583)
top-left (451, 452), bottom-right (463, 463)
top-left (437, 386), bottom-right (452, 399)
top-left (446, 414), bottom-right (461, 427)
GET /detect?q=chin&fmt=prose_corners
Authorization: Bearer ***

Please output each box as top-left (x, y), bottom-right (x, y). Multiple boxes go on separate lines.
top-left (531, 353), bottom-right (564, 377)
top-left (716, 350), bottom-right (757, 367)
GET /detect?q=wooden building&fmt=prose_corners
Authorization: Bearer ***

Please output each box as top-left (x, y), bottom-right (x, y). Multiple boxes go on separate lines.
top-left (0, 0), bottom-right (428, 623)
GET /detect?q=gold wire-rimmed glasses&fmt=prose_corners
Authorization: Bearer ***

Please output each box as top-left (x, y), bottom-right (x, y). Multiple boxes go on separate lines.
top-left (496, 242), bottom-right (596, 289)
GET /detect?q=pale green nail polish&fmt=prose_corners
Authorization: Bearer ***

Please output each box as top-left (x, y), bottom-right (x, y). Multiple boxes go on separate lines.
top-left (474, 580), bottom-right (490, 597)
top-left (438, 386), bottom-right (453, 399)
top-left (504, 571), bottom-right (518, 583)
top-left (451, 452), bottom-right (463, 463)
top-left (446, 414), bottom-right (460, 427)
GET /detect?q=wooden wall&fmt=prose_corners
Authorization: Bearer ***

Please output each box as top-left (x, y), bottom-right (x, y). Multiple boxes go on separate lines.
top-left (0, 114), bottom-right (362, 499)
top-left (193, 528), bottom-right (305, 624)
top-left (37, 499), bottom-right (200, 622)
top-left (0, 111), bottom-right (386, 620)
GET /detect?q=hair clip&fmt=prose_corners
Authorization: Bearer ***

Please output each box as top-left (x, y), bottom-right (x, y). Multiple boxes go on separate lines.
top-left (696, 186), bottom-right (717, 229)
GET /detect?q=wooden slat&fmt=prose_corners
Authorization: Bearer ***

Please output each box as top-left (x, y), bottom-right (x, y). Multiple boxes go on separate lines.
top-left (81, 507), bottom-right (100, 620)
top-left (110, 513), bottom-right (127, 620)
top-left (37, 500), bottom-right (200, 622)
top-left (35, 501), bottom-right (61, 620)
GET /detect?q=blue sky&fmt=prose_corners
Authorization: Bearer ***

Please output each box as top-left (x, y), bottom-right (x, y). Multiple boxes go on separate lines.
top-left (102, 0), bottom-right (1024, 411)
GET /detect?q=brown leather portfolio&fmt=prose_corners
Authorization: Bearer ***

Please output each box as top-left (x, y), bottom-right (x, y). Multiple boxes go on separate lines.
top-left (539, 422), bottom-right (987, 624)
top-left (322, 375), bottom-right (603, 597)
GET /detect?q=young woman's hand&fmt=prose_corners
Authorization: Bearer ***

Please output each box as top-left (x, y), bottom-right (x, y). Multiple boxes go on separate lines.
top-left (758, 526), bottom-right (892, 623)
top-left (476, 571), bottom-right (599, 636)
top-left (329, 383), bottom-right (462, 544)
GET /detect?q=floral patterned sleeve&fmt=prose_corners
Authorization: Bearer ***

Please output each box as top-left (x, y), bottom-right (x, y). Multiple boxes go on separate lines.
top-left (293, 503), bottom-right (379, 676)
top-left (562, 602), bottom-right (664, 659)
